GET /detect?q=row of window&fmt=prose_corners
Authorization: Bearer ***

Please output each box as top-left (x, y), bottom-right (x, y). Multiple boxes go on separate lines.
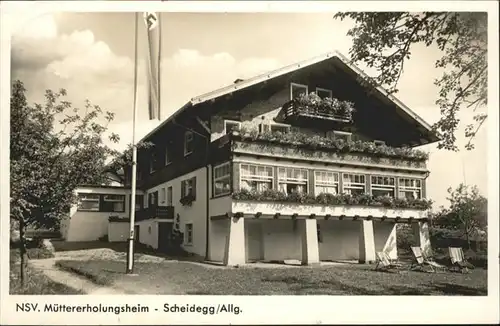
top-left (148, 177), bottom-right (197, 207)
top-left (148, 131), bottom-right (195, 174)
top-left (290, 82), bottom-right (332, 100)
top-left (77, 194), bottom-right (126, 212)
top-left (213, 162), bottom-right (423, 199)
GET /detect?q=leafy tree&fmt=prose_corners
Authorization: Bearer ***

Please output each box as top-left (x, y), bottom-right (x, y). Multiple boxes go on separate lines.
top-left (334, 12), bottom-right (487, 151)
top-left (10, 80), bottom-right (142, 285)
top-left (433, 183), bottom-right (487, 249)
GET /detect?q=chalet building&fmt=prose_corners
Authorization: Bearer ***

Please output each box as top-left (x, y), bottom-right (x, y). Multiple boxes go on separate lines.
top-left (61, 51), bottom-right (439, 266)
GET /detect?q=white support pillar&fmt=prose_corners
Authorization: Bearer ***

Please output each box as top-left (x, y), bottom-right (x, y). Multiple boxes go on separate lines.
top-left (223, 216), bottom-right (246, 266)
top-left (301, 219), bottom-right (320, 266)
top-left (412, 221), bottom-right (431, 256)
top-left (359, 220), bottom-right (376, 264)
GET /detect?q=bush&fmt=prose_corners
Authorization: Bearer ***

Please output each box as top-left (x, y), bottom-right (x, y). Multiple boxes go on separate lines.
top-left (27, 247), bottom-right (55, 259)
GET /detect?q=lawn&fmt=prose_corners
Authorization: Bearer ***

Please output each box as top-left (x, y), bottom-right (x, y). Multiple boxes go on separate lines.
top-left (56, 259), bottom-right (487, 295)
top-left (10, 261), bottom-right (83, 295)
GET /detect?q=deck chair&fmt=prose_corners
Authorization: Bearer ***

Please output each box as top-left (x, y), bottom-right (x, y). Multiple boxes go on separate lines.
top-left (449, 247), bottom-right (474, 273)
top-left (410, 246), bottom-right (447, 273)
top-left (375, 252), bottom-right (403, 272)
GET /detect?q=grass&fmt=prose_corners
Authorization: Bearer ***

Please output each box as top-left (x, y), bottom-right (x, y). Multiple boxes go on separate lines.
top-left (55, 259), bottom-right (487, 295)
top-left (10, 262), bottom-right (83, 295)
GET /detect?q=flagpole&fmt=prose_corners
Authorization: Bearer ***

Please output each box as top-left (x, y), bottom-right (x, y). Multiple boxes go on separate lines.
top-left (158, 13), bottom-right (162, 121)
top-left (126, 12), bottom-right (139, 274)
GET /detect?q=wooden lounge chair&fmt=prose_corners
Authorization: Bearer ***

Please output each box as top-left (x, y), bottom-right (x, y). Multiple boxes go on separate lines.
top-left (410, 246), bottom-right (447, 273)
top-left (375, 251), bottom-right (403, 272)
top-left (449, 247), bottom-right (474, 273)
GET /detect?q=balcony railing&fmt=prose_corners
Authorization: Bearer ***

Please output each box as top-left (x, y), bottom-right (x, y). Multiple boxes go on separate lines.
top-left (282, 101), bottom-right (352, 124)
top-left (136, 205), bottom-right (174, 221)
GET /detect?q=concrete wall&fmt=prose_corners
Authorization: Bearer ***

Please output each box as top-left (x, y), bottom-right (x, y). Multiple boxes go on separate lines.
top-left (135, 219), bottom-right (159, 248)
top-left (62, 186), bottom-right (134, 242)
top-left (318, 220), bottom-right (360, 261)
top-left (108, 222), bottom-right (129, 242)
top-left (209, 219), bottom-right (229, 262)
top-left (261, 220), bottom-right (302, 261)
top-left (141, 167), bottom-right (208, 257)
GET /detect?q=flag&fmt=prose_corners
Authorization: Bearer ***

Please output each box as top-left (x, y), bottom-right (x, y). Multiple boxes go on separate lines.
top-left (143, 12), bottom-right (162, 120)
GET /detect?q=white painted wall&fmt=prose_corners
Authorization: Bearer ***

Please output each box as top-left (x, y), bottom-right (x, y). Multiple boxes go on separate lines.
top-left (318, 220), bottom-right (359, 261)
top-left (142, 167), bottom-right (208, 257)
top-left (108, 222), bottom-right (129, 242)
top-left (135, 219), bottom-right (159, 248)
top-left (208, 219), bottom-right (228, 262)
top-left (262, 220), bottom-right (302, 261)
top-left (62, 186), bottom-right (137, 242)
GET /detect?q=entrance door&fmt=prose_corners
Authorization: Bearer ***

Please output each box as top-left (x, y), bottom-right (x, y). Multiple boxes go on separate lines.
top-left (246, 221), bottom-right (264, 262)
top-left (158, 222), bottom-right (173, 253)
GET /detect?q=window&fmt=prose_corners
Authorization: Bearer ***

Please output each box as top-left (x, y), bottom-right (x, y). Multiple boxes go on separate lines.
top-left (214, 162), bottom-right (231, 196)
top-left (224, 120), bottom-right (241, 134)
top-left (160, 187), bottom-right (166, 204)
top-left (342, 173), bottom-right (366, 195)
top-left (314, 171), bottom-right (339, 195)
top-left (102, 194), bottom-right (125, 212)
top-left (77, 194), bottom-right (100, 211)
top-left (184, 131), bottom-right (194, 156)
top-left (259, 123), bottom-right (271, 133)
top-left (371, 176), bottom-right (396, 197)
top-left (316, 87), bottom-right (332, 99)
top-left (398, 178), bottom-right (422, 199)
top-left (185, 223), bottom-right (193, 245)
top-left (270, 124), bottom-right (290, 133)
top-left (332, 131), bottom-right (352, 143)
top-left (290, 83), bottom-right (308, 100)
top-left (278, 167), bottom-right (308, 194)
top-left (150, 152), bottom-right (157, 174)
top-left (181, 177), bottom-right (197, 199)
top-left (165, 146), bottom-right (171, 165)
top-left (240, 164), bottom-right (274, 192)
top-left (167, 186), bottom-right (173, 206)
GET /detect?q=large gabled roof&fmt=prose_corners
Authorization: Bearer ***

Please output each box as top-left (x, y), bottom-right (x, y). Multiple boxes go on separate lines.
top-left (139, 51), bottom-right (439, 145)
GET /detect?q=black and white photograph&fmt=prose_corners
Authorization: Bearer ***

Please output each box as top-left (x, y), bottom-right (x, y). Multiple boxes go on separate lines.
top-left (1, 1), bottom-right (498, 325)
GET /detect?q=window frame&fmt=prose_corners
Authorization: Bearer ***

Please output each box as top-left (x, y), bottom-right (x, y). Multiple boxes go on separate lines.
top-left (333, 130), bottom-right (353, 143)
top-left (278, 167), bottom-right (309, 194)
top-left (184, 131), bottom-right (194, 156)
top-left (398, 178), bottom-right (423, 199)
top-left (224, 120), bottom-right (241, 134)
top-left (160, 187), bottom-right (166, 204)
top-left (150, 152), bottom-right (157, 174)
top-left (342, 173), bottom-right (366, 195)
top-left (185, 223), bottom-right (193, 245)
top-left (316, 87), bottom-right (332, 99)
top-left (370, 175), bottom-right (396, 198)
top-left (213, 162), bottom-right (232, 197)
top-left (290, 82), bottom-right (308, 100)
top-left (167, 186), bottom-right (173, 206)
top-left (77, 193), bottom-right (100, 212)
top-left (165, 146), bottom-right (172, 166)
top-left (240, 163), bottom-right (274, 192)
top-left (314, 170), bottom-right (339, 195)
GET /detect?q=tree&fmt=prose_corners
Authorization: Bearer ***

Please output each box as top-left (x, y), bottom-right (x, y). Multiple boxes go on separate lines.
top-left (334, 12), bottom-right (488, 151)
top-left (10, 80), bottom-right (138, 285)
top-left (433, 183), bottom-right (487, 249)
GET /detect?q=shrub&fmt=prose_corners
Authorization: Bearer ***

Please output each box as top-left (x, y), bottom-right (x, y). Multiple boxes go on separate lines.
top-left (27, 247), bottom-right (55, 260)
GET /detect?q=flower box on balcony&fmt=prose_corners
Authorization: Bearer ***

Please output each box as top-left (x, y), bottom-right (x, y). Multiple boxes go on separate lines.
top-left (282, 93), bottom-right (355, 123)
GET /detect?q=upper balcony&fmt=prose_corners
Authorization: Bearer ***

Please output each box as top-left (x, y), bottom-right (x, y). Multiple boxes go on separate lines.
top-left (136, 205), bottom-right (175, 221)
top-left (227, 128), bottom-right (429, 172)
top-left (279, 93), bottom-right (354, 129)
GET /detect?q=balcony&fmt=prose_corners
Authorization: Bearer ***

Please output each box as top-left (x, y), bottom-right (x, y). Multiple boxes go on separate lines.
top-left (279, 94), bottom-right (354, 129)
top-left (136, 205), bottom-right (174, 221)
top-left (229, 130), bottom-right (429, 172)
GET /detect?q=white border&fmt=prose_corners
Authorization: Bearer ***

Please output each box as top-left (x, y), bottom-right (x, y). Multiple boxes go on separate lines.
top-left (1, 1), bottom-right (499, 325)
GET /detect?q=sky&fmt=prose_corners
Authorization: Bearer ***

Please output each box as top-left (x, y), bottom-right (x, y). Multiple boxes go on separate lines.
top-left (9, 11), bottom-right (489, 210)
